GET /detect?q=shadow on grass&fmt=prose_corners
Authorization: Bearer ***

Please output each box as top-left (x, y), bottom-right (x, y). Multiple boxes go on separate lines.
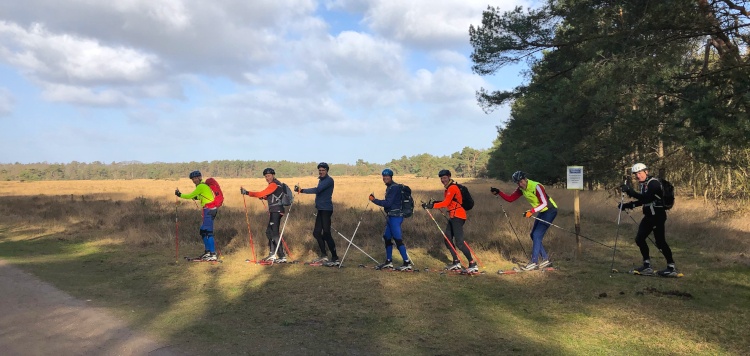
top-left (0, 194), bottom-right (748, 355)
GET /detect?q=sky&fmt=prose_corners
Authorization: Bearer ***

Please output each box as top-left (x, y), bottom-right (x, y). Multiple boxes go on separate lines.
top-left (0, 0), bottom-right (533, 165)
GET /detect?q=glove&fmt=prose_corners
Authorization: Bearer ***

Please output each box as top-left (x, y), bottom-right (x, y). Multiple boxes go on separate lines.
top-left (618, 202), bottom-right (635, 210)
top-left (620, 184), bottom-right (631, 193)
top-left (368, 193), bottom-right (375, 201)
top-left (174, 189), bottom-right (181, 197)
top-left (240, 187), bottom-right (248, 195)
top-left (490, 187), bottom-right (500, 195)
top-left (523, 210), bottom-right (533, 218)
top-left (421, 201), bottom-right (434, 209)
top-left (294, 185), bottom-right (301, 193)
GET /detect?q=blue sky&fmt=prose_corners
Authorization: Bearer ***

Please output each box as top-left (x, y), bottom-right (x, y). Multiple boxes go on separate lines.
top-left (0, 0), bottom-right (532, 165)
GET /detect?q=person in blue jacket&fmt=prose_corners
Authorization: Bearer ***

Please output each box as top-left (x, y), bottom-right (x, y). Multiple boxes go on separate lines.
top-left (295, 162), bottom-right (338, 266)
top-left (369, 169), bottom-right (413, 271)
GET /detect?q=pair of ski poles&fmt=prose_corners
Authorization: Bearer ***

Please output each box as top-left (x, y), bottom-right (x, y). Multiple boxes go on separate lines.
top-left (311, 201), bottom-right (379, 267)
top-left (242, 186), bottom-right (296, 264)
top-left (420, 201), bottom-right (484, 268)
top-left (174, 191), bottom-right (210, 262)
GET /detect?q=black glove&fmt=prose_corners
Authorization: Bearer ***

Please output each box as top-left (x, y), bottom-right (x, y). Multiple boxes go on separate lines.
top-left (294, 185), bottom-right (301, 193)
top-left (620, 184), bottom-right (631, 193)
top-left (421, 201), bottom-right (434, 209)
top-left (490, 187), bottom-right (500, 195)
top-left (240, 187), bottom-right (248, 195)
top-left (618, 202), bottom-right (635, 210)
top-left (174, 189), bottom-right (181, 197)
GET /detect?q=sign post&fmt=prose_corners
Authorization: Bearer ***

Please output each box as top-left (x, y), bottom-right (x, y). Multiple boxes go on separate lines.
top-left (567, 166), bottom-right (584, 258)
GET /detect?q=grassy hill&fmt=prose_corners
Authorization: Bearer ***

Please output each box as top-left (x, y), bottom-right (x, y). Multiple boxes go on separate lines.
top-left (0, 177), bottom-right (748, 355)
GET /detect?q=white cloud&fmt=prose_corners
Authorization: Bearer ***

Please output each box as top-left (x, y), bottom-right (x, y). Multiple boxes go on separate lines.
top-left (331, 0), bottom-right (531, 49)
top-left (0, 21), bottom-right (161, 84)
top-left (0, 0), bottom-right (521, 164)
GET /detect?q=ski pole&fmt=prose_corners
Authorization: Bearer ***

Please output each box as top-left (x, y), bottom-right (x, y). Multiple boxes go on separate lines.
top-left (242, 193), bottom-right (257, 263)
top-left (610, 195), bottom-right (661, 252)
top-left (312, 213), bottom-right (379, 264)
top-left (437, 210), bottom-right (481, 267)
top-left (492, 195), bottom-right (527, 258)
top-left (463, 241), bottom-right (484, 268)
top-left (175, 192), bottom-right (179, 263)
top-left (338, 200), bottom-right (370, 268)
top-left (610, 178), bottom-right (627, 274)
top-left (421, 203), bottom-right (464, 266)
top-left (527, 215), bottom-right (614, 250)
top-left (273, 197), bottom-right (295, 260)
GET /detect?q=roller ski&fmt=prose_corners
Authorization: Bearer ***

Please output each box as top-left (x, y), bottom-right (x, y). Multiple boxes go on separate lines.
top-left (614, 264), bottom-right (683, 278)
top-left (185, 251), bottom-right (221, 263)
top-left (497, 266), bottom-right (556, 275)
top-left (304, 256), bottom-right (328, 266)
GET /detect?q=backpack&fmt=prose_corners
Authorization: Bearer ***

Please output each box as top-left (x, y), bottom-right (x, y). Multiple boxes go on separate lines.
top-left (453, 183), bottom-right (474, 211)
top-left (203, 178), bottom-right (224, 208)
top-left (280, 182), bottom-right (294, 206)
top-left (399, 184), bottom-right (414, 218)
top-left (653, 178), bottom-right (675, 210)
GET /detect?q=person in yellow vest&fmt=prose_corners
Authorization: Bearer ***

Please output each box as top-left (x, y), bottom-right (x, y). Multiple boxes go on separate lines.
top-left (491, 171), bottom-right (557, 271)
top-left (175, 170), bottom-right (217, 261)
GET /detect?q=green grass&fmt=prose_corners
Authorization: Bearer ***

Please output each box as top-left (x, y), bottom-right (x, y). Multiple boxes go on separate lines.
top-left (0, 191), bottom-right (749, 355)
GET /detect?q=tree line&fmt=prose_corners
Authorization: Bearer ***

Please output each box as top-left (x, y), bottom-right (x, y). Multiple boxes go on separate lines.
top-left (0, 147), bottom-right (490, 181)
top-left (470, 0), bottom-right (750, 202)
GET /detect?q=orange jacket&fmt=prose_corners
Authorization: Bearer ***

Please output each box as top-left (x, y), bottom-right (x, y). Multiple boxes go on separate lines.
top-left (432, 182), bottom-right (467, 220)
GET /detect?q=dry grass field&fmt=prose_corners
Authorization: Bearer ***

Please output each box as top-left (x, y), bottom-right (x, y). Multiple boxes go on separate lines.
top-left (0, 176), bottom-right (748, 355)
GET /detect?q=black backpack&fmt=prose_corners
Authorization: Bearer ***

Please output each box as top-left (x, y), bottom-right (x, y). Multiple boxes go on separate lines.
top-left (453, 183), bottom-right (474, 211)
top-left (399, 184), bottom-right (414, 218)
top-left (654, 178), bottom-right (674, 210)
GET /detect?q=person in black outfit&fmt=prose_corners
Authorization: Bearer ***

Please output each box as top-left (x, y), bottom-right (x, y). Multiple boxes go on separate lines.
top-left (295, 162), bottom-right (338, 266)
top-left (619, 163), bottom-right (677, 277)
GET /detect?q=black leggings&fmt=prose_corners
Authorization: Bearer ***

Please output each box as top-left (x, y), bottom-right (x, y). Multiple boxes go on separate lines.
top-left (313, 210), bottom-right (337, 259)
top-left (635, 211), bottom-right (674, 264)
top-left (265, 212), bottom-right (284, 257)
top-left (444, 218), bottom-right (473, 263)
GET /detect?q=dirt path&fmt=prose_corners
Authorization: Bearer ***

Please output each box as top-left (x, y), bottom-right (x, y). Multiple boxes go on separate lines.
top-left (0, 259), bottom-right (183, 356)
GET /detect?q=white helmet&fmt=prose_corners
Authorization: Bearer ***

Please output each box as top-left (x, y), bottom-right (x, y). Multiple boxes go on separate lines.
top-left (631, 163), bottom-right (647, 173)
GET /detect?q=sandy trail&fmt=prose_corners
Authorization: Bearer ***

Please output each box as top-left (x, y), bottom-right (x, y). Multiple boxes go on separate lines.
top-left (0, 259), bottom-right (184, 356)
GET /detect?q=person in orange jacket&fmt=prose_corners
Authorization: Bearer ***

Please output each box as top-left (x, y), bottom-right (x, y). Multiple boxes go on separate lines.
top-left (422, 169), bottom-right (477, 272)
top-left (241, 168), bottom-right (290, 263)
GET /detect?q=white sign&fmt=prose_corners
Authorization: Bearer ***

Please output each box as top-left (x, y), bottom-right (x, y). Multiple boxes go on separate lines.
top-left (567, 166), bottom-right (584, 190)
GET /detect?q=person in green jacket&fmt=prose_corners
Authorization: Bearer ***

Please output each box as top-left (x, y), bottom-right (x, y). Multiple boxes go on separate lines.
top-left (176, 170), bottom-right (217, 261)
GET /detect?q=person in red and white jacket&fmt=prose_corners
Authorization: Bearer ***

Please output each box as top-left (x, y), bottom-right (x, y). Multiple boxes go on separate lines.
top-left (491, 171), bottom-right (558, 271)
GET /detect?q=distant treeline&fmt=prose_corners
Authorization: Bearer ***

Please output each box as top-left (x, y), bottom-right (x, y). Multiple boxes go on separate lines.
top-left (1, 147), bottom-right (490, 181)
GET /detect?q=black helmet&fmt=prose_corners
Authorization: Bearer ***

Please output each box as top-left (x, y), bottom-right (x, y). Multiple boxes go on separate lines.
top-left (317, 162), bottom-right (329, 170)
top-left (511, 171), bottom-right (526, 183)
top-left (438, 169), bottom-right (451, 177)
top-left (262, 168), bottom-right (275, 175)
top-left (381, 168), bottom-right (394, 176)
top-left (189, 170), bottom-right (202, 179)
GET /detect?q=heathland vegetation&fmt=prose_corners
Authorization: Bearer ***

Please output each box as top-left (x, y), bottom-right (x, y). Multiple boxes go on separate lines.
top-left (0, 177), bottom-right (748, 354)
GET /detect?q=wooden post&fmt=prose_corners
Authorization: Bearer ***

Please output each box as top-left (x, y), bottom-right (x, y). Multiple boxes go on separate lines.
top-left (573, 189), bottom-right (582, 259)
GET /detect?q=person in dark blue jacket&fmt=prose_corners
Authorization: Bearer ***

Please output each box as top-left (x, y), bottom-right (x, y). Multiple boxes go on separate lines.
top-left (295, 162), bottom-right (338, 266)
top-left (369, 169), bottom-right (413, 271)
